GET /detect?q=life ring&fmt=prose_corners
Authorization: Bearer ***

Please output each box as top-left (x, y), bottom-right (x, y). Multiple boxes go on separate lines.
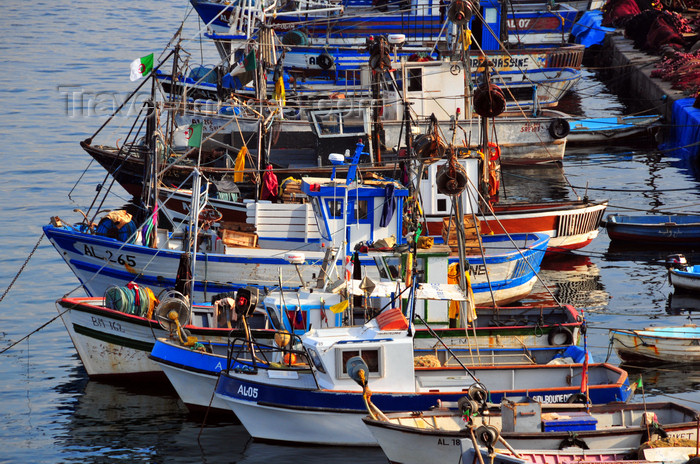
top-left (549, 118), bottom-right (570, 139)
top-left (567, 392), bottom-right (588, 404)
top-left (317, 53), bottom-right (333, 70)
top-left (486, 142), bottom-right (500, 161)
top-left (548, 326), bottom-right (574, 346)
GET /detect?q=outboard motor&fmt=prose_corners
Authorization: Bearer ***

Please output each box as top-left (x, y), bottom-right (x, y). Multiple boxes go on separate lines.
top-left (666, 254), bottom-right (688, 271)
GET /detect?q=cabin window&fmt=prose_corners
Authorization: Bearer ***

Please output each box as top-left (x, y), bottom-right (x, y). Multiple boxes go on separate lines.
top-left (408, 68), bottom-right (422, 92)
top-left (337, 348), bottom-right (382, 379)
top-left (308, 348), bottom-right (326, 373)
top-left (325, 198), bottom-right (344, 218)
top-left (311, 198), bottom-right (331, 240)
top-left (349, 199), bottom-right (371, 223)
top-left (484, 7), bottom-right (497, 23)
top-left (437, 198), bottom-right (447, 212)
top-left (264, 303), bottom-right (283, 330)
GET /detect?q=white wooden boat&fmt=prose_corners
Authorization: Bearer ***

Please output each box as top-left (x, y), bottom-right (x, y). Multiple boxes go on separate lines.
top-left (566, 114), bottom-right (662, 146)
top-left (363, 400), bottom-right (700, 464)
top-left (667, 255), bottom-right (700, 293)
top-left (213, 311), bottom-right (632, 446)
top-left (55, 293), bottom-right (273, 379)
top-left (670, 266), bottom-right (700, 292)
top-left (610, 325), bottom-right (700, 365)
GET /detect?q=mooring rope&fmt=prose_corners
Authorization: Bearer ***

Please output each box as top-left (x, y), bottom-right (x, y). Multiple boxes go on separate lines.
top-left (0, 306), bottom-right (70, 355)
top-left (0, 233), bottom-right (44, 304)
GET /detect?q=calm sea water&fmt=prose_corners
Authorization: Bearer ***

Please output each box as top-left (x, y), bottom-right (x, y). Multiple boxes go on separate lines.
top-left (1, 2), bottom-right (699, 463)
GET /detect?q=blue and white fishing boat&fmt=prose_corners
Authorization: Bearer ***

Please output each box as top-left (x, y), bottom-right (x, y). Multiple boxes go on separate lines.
top-left (192, 0), bottom-right (579, 49)
top-left (47, 142), bottom-right (551, 306)
top-left (43, 168), bottom-right (408, 301)
top-left (212, 309), bottom-right (631, 446)
top-left (150, 281), bottom-right (583, 414)
top-left (667, 254), bottom-right (700, 293)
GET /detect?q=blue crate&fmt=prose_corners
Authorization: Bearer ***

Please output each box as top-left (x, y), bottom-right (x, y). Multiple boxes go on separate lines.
top-left (542, 412), bottom-right (597, 432)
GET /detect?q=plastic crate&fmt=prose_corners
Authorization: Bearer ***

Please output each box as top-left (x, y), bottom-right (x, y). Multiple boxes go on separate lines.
top-left (542, 412), bottom-right (597, 432)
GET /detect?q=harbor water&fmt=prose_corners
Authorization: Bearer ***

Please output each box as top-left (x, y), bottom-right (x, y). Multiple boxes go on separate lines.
top-left (0, 1), bottom-right (699, 462)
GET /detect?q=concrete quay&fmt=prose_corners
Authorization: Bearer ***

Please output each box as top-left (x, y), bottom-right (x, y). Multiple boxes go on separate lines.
top-left (597, 32), bottom-right (692, 121)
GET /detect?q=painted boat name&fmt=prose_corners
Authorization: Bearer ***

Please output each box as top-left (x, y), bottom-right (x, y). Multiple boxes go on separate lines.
top-left (91, 316), bottom-right (125, 333)
top-left (238, 385), bottom-right (258, 398)
top-left (83, 245), bottom-right (137, 267)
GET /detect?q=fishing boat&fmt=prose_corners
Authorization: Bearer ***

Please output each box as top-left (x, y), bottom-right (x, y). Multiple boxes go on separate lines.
top-left (212, 305), bottom-right (631, 446)
top-left (150, 291), bottom-right (585, 414)
top-left (667, 254), bottom-right (700, 293)
top-left (603, 214), bottom-right (700, 246)
top-left (610, 325), bottom-right (700, 365)
top-left (363, 400), bottom-right (700, 464)
top-left (43, 172), bottom-right (410, 301)
top-left (423, 199), bottom-right (609, 254)
top-left (48, 139), bottom-right (554, 306)
top-left (566, 114), bottom-right (662, 146)
top-left (55, 289), bottom-right (273, 379)
top-left (192, 0), bottom-right (580, 49)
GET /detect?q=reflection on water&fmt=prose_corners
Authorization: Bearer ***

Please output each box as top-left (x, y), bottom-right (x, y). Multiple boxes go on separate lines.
top-left (520, 254), bottom-right (609, 310)
top-left (56, 379), bottom-right (389, 464)
top-left (500, 164), bottom-right (573, 203)
top-left (666, 292), bottom-right (700, 315)
top-left (622, 364), bottom-right (700, 396)
top-left (604, 243), bottom-right (700, 264)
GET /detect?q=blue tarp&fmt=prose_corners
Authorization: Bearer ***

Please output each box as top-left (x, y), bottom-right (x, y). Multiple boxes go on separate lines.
top-left (571, 10), bottom-right (615, 47)
top-left (660, 97), bottom-right (700, 157)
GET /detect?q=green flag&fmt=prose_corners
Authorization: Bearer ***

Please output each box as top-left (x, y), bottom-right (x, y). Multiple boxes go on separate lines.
top-left (637, 376), bottom-right (643, 389)
top-left (130, 53), bottom-right (154, 81)
top-left (243, 50), bottom-right (257, 72)
top-left (186, 122), bottom-right (203, 148)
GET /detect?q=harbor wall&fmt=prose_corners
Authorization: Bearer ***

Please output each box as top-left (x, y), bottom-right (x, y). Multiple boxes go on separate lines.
top-left (597, 33), bottom-right (691, 121)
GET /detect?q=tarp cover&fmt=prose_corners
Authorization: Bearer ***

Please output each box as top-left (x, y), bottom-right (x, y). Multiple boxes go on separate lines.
top-left (660, 98), bottom-right (700, 157)
top-left (571, 11), bottom-right (615, 47)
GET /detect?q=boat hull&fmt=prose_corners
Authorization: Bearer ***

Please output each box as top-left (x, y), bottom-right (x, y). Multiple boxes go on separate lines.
top-left (56, 296), bottom-right (259, 378)
top-left (567, 115), bottom-right (661, 146)
top-left (669, 266), bottom-right (700, 293)
top-left (426, 201), bottom-right (608, 254)
top-left (604, 214), bottom-right (700, 246)
top-left (610, 326), bottom-right (700, 364)
top-left (149, 344), bottom-right (232, 413)
top-left (364, 402), bottom-right (700, 464)
top-left (214, 364), bottom-right (630, 446)
top-left (43, 223), bottom-right (329, 301)
top-left (44, 223), bottom-right (548, 307)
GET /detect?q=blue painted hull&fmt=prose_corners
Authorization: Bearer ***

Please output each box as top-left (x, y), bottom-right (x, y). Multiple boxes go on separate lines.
top-left (216, 365), bottom-right (630, 412)
top-left (43, 222), bottom-right (548, 306)
top-left (604, 214), bottom-right (700, 245)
